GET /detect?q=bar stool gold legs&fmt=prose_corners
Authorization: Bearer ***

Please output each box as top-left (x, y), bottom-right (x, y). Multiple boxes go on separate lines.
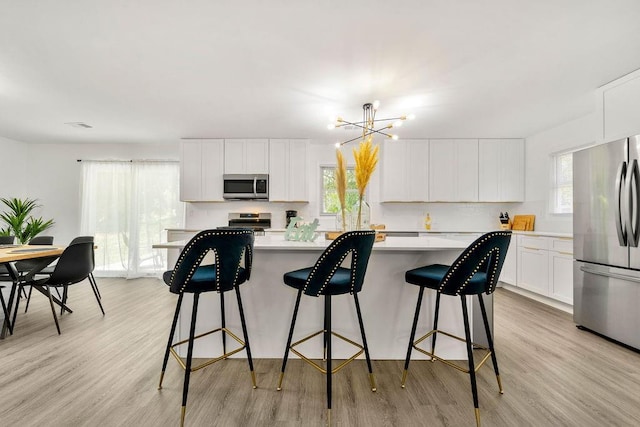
top-left (159, 288), bottom-right (257, 426)
top-left (277, 290), bottom-right (376, 422)
top-left (402, 291), bottom-right (503, 427)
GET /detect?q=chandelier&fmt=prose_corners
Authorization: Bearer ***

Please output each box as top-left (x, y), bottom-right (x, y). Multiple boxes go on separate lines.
top-left (328, 100), bottom-right (414, 147)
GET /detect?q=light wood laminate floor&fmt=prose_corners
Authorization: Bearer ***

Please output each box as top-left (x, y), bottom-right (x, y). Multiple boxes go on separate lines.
top-left (1, 278), bottom-right (639, 426)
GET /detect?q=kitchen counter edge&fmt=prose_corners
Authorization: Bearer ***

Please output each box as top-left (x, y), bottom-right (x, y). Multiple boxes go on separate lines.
top-left (165, 228), bottom-right (572, 239)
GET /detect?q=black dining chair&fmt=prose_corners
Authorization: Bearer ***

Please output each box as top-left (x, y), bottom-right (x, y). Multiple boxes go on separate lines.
top-left (0, 236), bottom-right (17, 334)
top-left (17, 239), bottom-right (101, 334)
top-left (0, 235), bottom-right (16, 276)
top-left (46, 236), bottom-right (102, 315)
top-left (401, 231), bottom-right (512, 427)
top-left (0, 235), bottom-right (16, 279)
top-left (158, 229), bottom-right (256, 427)
top-left (0, 236), bottom-right (15, 245)
top-left (19, 235), bottom-right (56, 312)
top-left (276, 230), bottom-right (377, 425)
top-left (0, 237), bottom-right (11, 328)
top-left (0, 282), bottom-right (7, 331)
top-left (15, 235), bottom-right (55, 276)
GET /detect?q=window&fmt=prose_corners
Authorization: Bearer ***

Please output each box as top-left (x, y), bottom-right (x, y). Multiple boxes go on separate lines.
top-left (80, 161), bottom-right (184, 278)
top-left (551, 151), bottom-right (573, 214)
top-left (320, 166), bottom-right (360, 215)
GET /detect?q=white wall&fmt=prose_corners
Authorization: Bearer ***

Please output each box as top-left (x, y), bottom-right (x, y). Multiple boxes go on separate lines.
top-left (0, 136), bottom-right (28, 200)
top-left (22, 142), bottom-right (179, 244)
top-left (520, 113), bottom-right (596, 233)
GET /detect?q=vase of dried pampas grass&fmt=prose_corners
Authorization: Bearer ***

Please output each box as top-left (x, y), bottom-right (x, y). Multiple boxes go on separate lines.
top-left (353, 137), bottom-right (379, 230)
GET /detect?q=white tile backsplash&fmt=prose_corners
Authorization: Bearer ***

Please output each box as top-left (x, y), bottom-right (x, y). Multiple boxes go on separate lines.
top-left (186, 200), bottom-right (525, 232)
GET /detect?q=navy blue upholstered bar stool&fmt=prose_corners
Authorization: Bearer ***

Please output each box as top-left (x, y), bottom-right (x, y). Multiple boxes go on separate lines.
top-left (158, 229), bottom-right (255, 427)
top-left (402, 231), bottom-right (511, 427)
top-left (277, 230), bottom-right (377, 425)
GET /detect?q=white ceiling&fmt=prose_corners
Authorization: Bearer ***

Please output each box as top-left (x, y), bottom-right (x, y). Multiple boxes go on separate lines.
top-left (1, 0), bottom-right (640, 145)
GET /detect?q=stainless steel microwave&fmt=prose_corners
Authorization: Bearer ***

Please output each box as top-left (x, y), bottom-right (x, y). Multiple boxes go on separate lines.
top-left (223, 174), bottom-right (269, 200)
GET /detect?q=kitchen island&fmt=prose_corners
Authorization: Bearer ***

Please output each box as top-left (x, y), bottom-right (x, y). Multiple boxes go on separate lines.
top-left (154, 234), bottom-right (482, 360)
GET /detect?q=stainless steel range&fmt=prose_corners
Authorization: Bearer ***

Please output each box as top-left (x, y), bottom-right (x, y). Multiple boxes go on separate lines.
top-left (227, 213), bottom-right (271, 235)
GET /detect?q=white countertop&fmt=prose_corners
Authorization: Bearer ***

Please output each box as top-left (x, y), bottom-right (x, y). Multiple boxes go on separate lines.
top-left (166, 228), bottom-right (573, 239)
top-left (154, 235), bottom-right (469, 251)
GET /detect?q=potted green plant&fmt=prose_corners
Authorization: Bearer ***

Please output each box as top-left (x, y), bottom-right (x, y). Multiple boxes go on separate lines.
top-left (0, 197), bottom-right (55, 244)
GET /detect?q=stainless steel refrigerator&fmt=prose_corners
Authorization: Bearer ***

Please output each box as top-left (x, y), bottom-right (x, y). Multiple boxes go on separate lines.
top-left (573, 135), bottom-right (640, 350)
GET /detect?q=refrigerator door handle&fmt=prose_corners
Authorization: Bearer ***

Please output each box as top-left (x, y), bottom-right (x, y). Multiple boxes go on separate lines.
top-left (627, 159), bottom-right (640, 247)
top-left (615, 161), bottom-right (627, 246)
top-left (580, 265), bottom-right (640, 283)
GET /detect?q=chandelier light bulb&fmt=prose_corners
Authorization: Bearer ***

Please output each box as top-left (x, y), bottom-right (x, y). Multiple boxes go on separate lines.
top-left (391, 135), bottom-right (399, 140)
top-left (372, 100), bottom-right (380, 110)
top-left (394, 120), bottom-right (403, 127)
top-left (407, 113), bottom-right (416, 120)
top-left (334, 142), bottom-right (341, 148)
top-left (327, 124), bottom-right (336, 130)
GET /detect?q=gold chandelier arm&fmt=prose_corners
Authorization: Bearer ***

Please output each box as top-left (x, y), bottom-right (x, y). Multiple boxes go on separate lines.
top-left (338, 128), bottom-right (393, 146)
top-left (335, 117), bottom-right (405, 129)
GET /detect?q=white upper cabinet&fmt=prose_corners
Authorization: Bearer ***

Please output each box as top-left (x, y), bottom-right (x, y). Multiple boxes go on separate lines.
top-left (269, 139), bottom-right (309, 202)
top-left (597, 69), bottom-right (640, 142)
top-left (381, 139), bottom-right (429, 202)
top-left (429, 139), bottom-right (478, 202)
top-left (180, 139), bottom-right (224, 202)
top-left (478, 139), bottom-right (524, 202)
top-left (381, 139), bottom-right (406, 202)
top-left (224, 139), bottom-right (269, 174)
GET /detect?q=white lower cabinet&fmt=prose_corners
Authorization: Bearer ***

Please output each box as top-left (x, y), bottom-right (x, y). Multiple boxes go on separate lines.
top-left (548, 237), bottom-right (574, 304)
top-left (444, 233), bottom-right (481, 244)
top-left (515, 235), bottom-right (573, 304)
top-left (499, 238), bottom-right (517, 285)
top-left (517, 245), bottom-right (550, 295)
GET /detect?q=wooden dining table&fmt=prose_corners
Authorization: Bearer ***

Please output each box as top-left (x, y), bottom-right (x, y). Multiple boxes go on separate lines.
top-left (0, 244), bottom-right (65, 338)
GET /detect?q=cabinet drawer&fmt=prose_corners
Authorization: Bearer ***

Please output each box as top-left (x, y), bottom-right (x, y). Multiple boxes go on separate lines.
top-left (518, 235), bottom-right (549, 250)
top-left (550, 238), bottom-right (573, 255)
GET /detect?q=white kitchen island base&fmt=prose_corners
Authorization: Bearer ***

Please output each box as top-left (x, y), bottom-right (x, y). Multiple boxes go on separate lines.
top-left (155, 235), bottom-right (487, 361)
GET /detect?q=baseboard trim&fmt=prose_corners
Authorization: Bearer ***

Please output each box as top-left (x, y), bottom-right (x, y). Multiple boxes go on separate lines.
top-left (500, 283), bottom-right (573, 314)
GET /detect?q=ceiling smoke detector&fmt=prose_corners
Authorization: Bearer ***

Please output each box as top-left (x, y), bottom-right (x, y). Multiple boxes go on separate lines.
top-left (65, 122), bottom-right (93, 129)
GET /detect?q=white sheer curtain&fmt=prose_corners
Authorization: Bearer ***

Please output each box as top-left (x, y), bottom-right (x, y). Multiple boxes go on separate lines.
top-left (80, 161), bottom-right (184, 278)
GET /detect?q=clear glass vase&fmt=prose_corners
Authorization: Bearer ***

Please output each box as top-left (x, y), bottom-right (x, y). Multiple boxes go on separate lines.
top-left (356, 200), bottom-right (371, 230)
top-left (335, 210), bottom-right (347, 232)
top-left (336, 208), bottom-right (358, 232)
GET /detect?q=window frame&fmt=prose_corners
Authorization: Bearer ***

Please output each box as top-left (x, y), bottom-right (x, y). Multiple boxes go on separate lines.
top-left (319, 164), bottom-right (360, 216)
top-left (550, 150), bottom-right (574, 215)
